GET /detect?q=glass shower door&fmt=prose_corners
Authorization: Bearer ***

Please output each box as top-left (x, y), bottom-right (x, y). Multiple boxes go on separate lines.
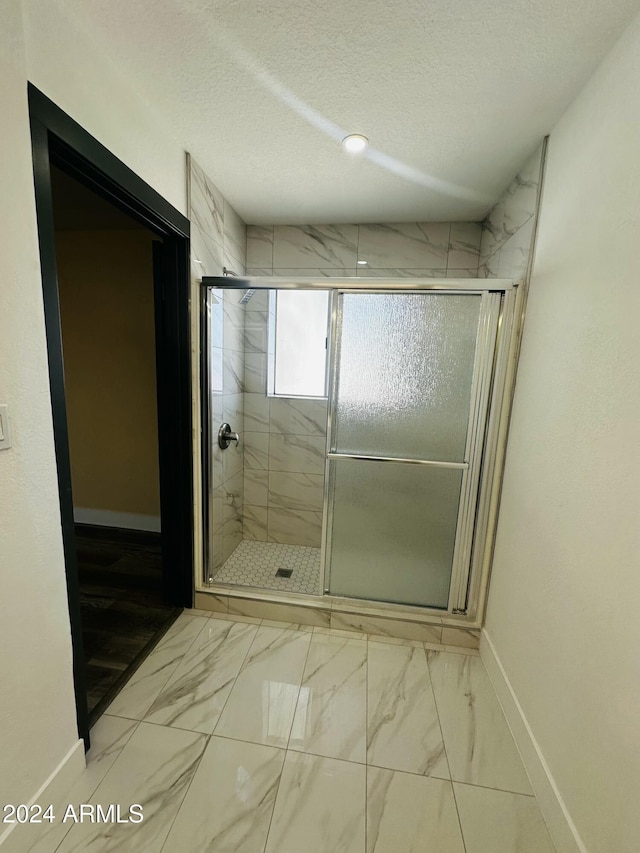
top-left (324, 291), bottom-right (500, 610)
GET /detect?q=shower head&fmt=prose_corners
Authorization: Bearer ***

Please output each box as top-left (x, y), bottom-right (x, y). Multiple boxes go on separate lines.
top-left (240, 289), bottom-right (256, 305)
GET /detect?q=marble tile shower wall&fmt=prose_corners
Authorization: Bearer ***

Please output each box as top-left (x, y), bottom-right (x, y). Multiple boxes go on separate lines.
top-left (187, 155), bottom-right (248, 574)
top-left (242, 285), bottom-right (327, 548)
top-left (242, 221), bottom-right (482, 549)
top-left (245, 221), bottom-right (482, 278)
top-left (478, 142), bottom-right (545, 279)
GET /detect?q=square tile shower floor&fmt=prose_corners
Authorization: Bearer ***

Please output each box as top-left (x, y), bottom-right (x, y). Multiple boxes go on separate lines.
top-left (213, 540), bottom-right (322, 595)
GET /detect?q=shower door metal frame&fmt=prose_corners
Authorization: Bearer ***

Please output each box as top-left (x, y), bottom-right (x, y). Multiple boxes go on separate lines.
top-left (200, 276), bottom-right (516, 622)
top-left (322, 289), bottom-right (501, 614)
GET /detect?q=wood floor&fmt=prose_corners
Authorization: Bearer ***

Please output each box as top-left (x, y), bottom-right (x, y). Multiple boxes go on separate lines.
top-left (76, 524), bottom-right (181, 724)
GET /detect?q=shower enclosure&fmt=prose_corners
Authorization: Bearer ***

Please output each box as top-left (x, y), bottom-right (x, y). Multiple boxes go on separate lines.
top-left (201, 276), bottom-right (516, 618)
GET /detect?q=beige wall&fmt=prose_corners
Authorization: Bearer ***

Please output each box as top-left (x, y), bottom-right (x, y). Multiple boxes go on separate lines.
top-left (0, 0), bottom-right (187, 816)
top-left (484, 10), bottom-right (640, 853)
top-left (56, 229), bottom-right (160, 518)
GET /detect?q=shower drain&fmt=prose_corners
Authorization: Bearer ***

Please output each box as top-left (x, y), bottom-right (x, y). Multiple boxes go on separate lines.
top-left (275, 568), bottom-right (293, 578)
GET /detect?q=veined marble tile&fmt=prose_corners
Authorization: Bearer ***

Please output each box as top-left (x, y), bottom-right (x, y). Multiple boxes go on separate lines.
top-left (314, 626), bottom-right (367, 639)
top-left (221, 516), bottom-right (243, 562)
top-left (428, 651), bottom-right (532, 794)
top-left (56, 723), bottom-right (206, 853)
top-left (368, 769), bottom-right (465, 853)
top-left (243, 504), bottom-right (268, 540)
top-left (268, 506), bottom-right (323, 547)
top-left (223, 199), bottom-right (246, 263)
top-left (244, 468), bottom-right (269, 506)
top-left (222, 301), bottom-right (245, 355)
top-left (263, 619), bottom-right (314, 632)
top-left (244, 321), bottom-right (268, 354)
top-left (189, 156), bottom-right (225, 245)
top-left (358, 223), bottom-right (450, 268)
top-left (211, 612), bottom-right (262, 624)
top-left (440, 627), bottom-right (480, 649)
top-left (367, 642), bottom-right (448, 778)
top-left (330, 611), bottom-right (443, 644)
top-left (269, 433), bottom-right (325, 475)
top-left (9, 717), bottom-right (139, 853)
top-left (243, 352), bottom-right (267, 393)
top-left (227, 599), bottom-right (330, 627)
top-left (214, 625), bottom-right (311, 747)
top-left (222, 438), bottom-right (243, 482)
top-left (446, 268), bottom-right (479, 278)
top-left (222, 349), bottom-right (244, 395)
top-left (210, 346), bottom-right (224, 394)
top-left (143, 619), bottom-right (256, 733)
top-left (265, 752), bottom-right (365, 853)
top-left (454, 783), bottom-right (555, 853)
top-left (477, 251), bottom-right (500, 279)
top-left (244, 392), bottom-right (270, 432)
top-left (194, 592), bottom-right (229, 613)
top-left (247, 225), bottom-right (274, 268)
top-left (222, 471), bottom-right (243, 525)
top-left (244, 431), bottom-right (270, 469)
top-left (448, 222), bottom-right (482, 270)
top-left (223, 392), bottom-right (244, 430)
top-left (368, 635), bottom-right (425, 648)
top-left (162, 737), bottom-right (284, 853)
top-left (268, 471), bottom-right (324, 512)
top-left (269, 398), bottom-right (328, 436)
top-left (496, 215), bottom-right (535, 281)
top-left (289, 633), bottom-right (367, 762)
top-left (191, 223), bottom-right (224, 284)
top-left (355, 267), bottom-right (448, 278)
top-left (106, 616), bottom-right (207, 720)
top-left (273, 225), bottom-right (358, 269)
top-left (480, 146), bottom-right (541, 260)
top-left (244, 308), bottom-right (268, 338)
top-left (272, 267), bottom-right (355, 277)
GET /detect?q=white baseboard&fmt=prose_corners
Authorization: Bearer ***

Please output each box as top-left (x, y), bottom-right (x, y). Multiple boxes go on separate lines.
top-left (74, 508), bottom-right (161, 532)
top-left (0, 739), bottom-right (85, 849)
top-left (480, 630), bottom-right (587, 853)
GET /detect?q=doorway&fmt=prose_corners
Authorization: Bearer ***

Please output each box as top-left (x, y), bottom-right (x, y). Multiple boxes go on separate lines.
top-left (29, 87), bottom-right (193, 747)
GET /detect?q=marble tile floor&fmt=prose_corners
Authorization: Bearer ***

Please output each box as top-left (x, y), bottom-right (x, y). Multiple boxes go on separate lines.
top-left (213, 539), bottom-right (322, 595)
top-left (12, 611), bottom-right (557, 853)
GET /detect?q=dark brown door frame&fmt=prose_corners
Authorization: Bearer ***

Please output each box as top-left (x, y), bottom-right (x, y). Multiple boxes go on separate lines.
top-left (28, 85), bottom-right (194, 748)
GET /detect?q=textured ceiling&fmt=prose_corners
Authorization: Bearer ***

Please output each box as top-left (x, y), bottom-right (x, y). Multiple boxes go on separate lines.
top-left (62, 0), bottom-right (638, 223)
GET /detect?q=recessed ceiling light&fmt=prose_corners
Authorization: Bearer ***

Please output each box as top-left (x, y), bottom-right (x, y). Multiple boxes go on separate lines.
top-left (342, 134), bottom-right (369, 154)
top-left (357, 260), bottom-right (368, 265)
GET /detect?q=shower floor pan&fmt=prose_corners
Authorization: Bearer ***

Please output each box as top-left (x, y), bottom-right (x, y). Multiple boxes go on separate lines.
top-left (213, 540), bottom-right (321, 596)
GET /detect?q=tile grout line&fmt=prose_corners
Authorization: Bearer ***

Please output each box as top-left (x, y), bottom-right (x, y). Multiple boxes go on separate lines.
top-left (209, 621), bottom-right (262, 737)
top-left (261, 626), bottom-right (314, 853)
top-left (156, 729), bottom-right (213, 853)
top-left (113, 615), bottom-right (212, 723)
top-left (48, 719), bottom-right (143, 853)
top-left (425, 646), bottom-right (469, 853)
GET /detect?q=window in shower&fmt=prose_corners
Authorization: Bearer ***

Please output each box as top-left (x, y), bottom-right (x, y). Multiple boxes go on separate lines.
top-left (268, 289), bottom-right (330, 398)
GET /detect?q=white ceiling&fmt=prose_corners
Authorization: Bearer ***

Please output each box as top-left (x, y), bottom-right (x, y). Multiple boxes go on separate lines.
top-left (66, 0), bottom-right (638, 224)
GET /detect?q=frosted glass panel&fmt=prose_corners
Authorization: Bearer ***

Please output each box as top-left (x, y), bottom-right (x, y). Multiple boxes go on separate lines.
top-left (327, 459), bottom-right (463, 608)
top-left (333, 293), bottom-right (481, 461)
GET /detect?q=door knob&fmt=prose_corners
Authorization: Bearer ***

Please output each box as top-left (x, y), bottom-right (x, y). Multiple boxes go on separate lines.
top-left (218, 423), bottom-right (239, 450)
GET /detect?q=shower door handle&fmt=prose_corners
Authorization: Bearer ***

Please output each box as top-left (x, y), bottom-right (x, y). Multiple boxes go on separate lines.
top-left (218, 423), bottom-right (239, 449)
